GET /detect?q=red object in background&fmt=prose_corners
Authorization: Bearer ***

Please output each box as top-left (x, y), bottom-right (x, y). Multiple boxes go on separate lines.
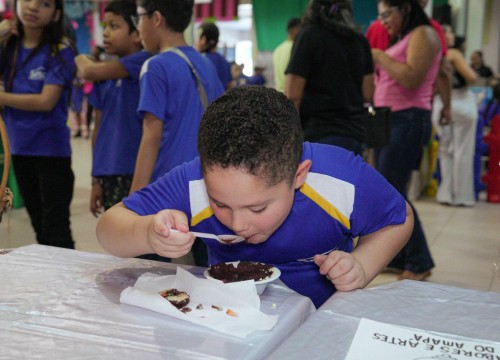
top-left (3, 11), bottom-right (13, 20)
top-left (483, 115), bottom-right (500, 203)
top-left (195, 0), bottom-right (238, 22)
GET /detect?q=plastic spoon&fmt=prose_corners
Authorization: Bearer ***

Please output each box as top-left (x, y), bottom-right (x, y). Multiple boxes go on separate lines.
top-left (170, 229), bottom-right (245, 245)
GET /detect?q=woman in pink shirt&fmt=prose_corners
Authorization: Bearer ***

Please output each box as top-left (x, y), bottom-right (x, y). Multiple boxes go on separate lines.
top-left (372, 0), bottom-right (442, 281)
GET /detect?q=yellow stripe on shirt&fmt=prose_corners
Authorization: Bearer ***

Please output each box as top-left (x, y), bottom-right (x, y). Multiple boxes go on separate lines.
top-left (300, 182), bottom-right (351, 229)
top-left (191, 206), bottom-right (214, 227)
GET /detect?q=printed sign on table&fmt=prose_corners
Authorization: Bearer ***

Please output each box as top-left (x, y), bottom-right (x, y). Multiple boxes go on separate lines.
top-left (345, 318), bottom-right (500, 360)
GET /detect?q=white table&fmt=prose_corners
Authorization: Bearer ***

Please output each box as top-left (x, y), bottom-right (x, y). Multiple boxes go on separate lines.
top-left (269, 280), bottom-right (500, 359)
top-left (0, 244), bottom-right (314, 359)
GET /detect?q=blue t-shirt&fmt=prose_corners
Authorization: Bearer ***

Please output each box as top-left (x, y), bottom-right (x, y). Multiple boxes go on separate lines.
top-left (3, 43), bottom-right (75, 157)
top-left (123, 142), bottom-right (407, 308)
top-left (90, 51), bottom-right (152, 177)
top-left (138, 46), bottom-right (224, 182)
top-left (70, 81), bottom-right (83, 113)
top-left (204, 52), bottom-right (232, 89)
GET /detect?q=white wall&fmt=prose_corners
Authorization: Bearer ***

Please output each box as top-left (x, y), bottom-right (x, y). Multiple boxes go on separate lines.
top-left (464, 0), bottom-right (486, 64)
top-left (445, 0), bottom-right (498, 76)
top-left (481, 0), bottom-right (499, 75)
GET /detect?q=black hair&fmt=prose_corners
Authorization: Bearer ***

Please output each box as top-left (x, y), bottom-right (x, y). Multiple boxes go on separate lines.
top-left (453, 36), bottom-right (465, 51)
top-left (473, 50), bottom-right (483, 59)
top-left (303, 0), bottom-right (357, 38)
top-left (0, 0), bottom-right (67, 91)
top-left (287, 17), bottom-right (302, 32)
top-left (378, 0), bottom-right (430, 44)
top-left (198, 86), bottom-right (304, 186)
top-left (198, 22), bottom-right (219, 53)
top-left (136, 0), bottom-right (194, 33)
top-left (106, 0), bottom-right (139, 33)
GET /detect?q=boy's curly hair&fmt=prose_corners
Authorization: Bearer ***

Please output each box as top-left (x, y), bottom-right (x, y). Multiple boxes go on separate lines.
top-left (198, 86), bottom-right (304, 186)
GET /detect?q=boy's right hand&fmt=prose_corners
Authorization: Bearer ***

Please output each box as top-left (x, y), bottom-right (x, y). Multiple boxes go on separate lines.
top-left (148, 210), bottom-right (195, 258)
top-left (75, 54), bottom-right (96, 79)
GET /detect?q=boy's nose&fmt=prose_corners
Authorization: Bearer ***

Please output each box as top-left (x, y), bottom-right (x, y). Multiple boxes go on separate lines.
top-left (229, 212), bottom-right (249, 235)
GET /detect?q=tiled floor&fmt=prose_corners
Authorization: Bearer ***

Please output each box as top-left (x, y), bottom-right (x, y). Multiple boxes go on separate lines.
top-left (2, 137), bottom-right (500, 292)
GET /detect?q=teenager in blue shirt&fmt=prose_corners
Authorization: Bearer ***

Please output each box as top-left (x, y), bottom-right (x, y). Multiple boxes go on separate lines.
top-left (75, 0), bottom-right (151, 217)
top-left (0, 0), bottom-right (76, 249)
top-left (97, 86), bottom-right (413, 308)
top-left (196, 22), bottom-right (233, 90)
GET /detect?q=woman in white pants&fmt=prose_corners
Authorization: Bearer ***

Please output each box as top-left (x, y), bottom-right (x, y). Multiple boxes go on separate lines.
top-left (432, 26), bottom-right (477, 206)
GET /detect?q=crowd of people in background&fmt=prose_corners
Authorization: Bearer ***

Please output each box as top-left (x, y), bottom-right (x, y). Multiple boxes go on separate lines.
top-left (0, 0), bottom-right (498, 292)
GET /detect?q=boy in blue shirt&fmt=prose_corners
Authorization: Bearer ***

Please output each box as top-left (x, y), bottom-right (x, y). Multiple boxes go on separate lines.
top-left (196, 22), bottom-right (233, 90)
top-left (129, 0), bottom-right (223, 193)
top-left (129, 0), bottom-right (223, 266)
top-left (75, 0), bottom-right (151, 217)
top-left (97, 86), bottom-right (413, 308)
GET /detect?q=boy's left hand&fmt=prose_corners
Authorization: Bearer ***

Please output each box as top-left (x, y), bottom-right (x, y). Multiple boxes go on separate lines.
top-left (314, 251), bottom-right (368, 291)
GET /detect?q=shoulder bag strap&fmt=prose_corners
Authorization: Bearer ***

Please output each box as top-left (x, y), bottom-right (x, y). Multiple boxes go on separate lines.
top-left (166, 47), bottom-right (209, 110)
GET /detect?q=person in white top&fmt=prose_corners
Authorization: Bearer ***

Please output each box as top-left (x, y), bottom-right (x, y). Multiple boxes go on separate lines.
top-left (272, 17), bottom-right (301, 93)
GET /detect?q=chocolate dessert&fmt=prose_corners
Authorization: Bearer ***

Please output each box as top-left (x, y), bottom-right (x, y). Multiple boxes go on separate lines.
top-left (159, 289), bottom-right (190, 309)
top-left (208, 261), bottom-right (274, 283)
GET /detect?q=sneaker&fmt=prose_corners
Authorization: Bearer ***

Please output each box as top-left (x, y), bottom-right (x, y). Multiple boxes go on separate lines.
top-left (398, 270), bottom-right (431, 281)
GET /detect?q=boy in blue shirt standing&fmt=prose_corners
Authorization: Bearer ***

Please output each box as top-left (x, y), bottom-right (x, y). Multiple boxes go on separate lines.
top-left (196, 22), bottom-right (233, 90)
top-left (129, 0), bottom-right (223, 193)
top-left (75, 0), bottom-right (151, 217)
top-left (97, 86), bottom-right (413, 308)
top-left (129, 0), bottom-right (223, 266)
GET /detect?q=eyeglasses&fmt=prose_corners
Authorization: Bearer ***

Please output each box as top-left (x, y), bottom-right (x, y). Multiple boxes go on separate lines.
top-left (131, 11), bottom-right (153, 28)
top-left (377, 7), bottom-right (398, 21)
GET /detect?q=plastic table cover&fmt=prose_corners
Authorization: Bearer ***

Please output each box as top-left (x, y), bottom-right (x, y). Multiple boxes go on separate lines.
top-left (0, 244), bottom-right (315, 359)
top-left (269, 280), bottom-right (500, 360)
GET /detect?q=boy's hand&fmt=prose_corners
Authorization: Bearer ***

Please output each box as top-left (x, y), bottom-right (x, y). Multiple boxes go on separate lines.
top-left (75, 54), bottom-right (96, 79)
top-left (314, 251), bottom-right (368, 291)
top-left (147, 210), bottom-right (195, 258)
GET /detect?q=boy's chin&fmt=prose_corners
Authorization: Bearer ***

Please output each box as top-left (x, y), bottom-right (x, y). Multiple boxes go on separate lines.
top-left (244, 234), bottom-right (269, 245)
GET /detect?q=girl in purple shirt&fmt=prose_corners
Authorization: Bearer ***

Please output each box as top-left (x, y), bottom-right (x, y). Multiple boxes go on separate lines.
top-left (0, 0), bottom-right (76, 249)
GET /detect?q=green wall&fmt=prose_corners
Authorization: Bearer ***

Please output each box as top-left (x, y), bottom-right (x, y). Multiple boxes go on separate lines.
top-left (253, 0), bottom-right (379, 51)
top-left (253, 0), bottom-right (309, 51)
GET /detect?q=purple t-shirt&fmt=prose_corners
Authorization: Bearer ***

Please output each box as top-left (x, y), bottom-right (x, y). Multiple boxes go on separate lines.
top-left (3, 43), bottom-right (75, 157)
top-left (90, 51), bottom-right (152, 176)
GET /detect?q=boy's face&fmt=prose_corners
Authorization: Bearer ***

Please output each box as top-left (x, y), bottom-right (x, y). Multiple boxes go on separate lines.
top-left (204, 163), bottom-right (310, 245)
top-left (135, 6), bottom-right (159, 53)
top-left (195, 29), bottom-right (206, 51)
top-left (103, 12), bottom-right (140, 57)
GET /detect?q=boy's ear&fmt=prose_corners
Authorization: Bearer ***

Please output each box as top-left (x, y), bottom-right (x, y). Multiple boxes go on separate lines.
top-left (293, 160), bottom-right (312, 190)
top-left (151, 10), bottom-right (164, 28)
